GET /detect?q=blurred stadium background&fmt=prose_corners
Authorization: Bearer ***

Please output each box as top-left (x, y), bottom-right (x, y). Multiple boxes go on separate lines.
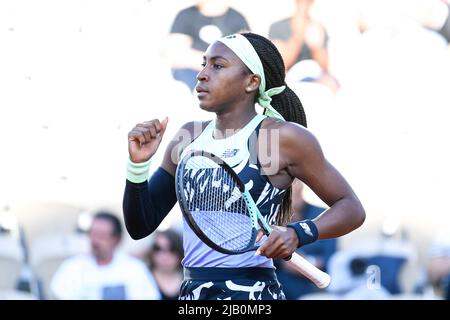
top-left (0, 0), bottom-right (449, 299)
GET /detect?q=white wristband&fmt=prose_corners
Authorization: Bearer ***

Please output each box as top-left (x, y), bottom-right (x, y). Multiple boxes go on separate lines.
top-left (126, 157), bottom-right (152, 183)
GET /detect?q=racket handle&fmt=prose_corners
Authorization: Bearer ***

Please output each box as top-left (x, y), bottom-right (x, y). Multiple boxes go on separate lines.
top-left (286, 252), bottom-right (331, 289)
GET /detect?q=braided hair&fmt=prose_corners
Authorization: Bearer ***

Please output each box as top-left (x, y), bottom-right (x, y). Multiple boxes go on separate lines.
top-left (241, 32), bottom-right (307, 226)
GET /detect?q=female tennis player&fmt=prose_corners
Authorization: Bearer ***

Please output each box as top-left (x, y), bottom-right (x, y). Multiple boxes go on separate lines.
top-left (123, 32), bottom-right (365, 300)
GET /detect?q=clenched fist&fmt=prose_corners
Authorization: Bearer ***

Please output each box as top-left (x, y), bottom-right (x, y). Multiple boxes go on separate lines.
top-left (128, 117), bottom-right (169, 163)
top-left (255, 225), bottom-right (299, 259)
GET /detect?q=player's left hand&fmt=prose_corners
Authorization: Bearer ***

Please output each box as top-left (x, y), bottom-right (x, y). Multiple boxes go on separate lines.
top-left (255, 226), bottom-right (299, 259)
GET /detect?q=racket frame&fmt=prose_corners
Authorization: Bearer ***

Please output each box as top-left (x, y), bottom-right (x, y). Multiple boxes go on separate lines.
top-left (176, 150), bottom-right (259, 254)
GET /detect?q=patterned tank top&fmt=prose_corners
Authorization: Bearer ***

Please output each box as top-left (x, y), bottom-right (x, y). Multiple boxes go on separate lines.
top-left (180, 114), bottom-right (287, 268)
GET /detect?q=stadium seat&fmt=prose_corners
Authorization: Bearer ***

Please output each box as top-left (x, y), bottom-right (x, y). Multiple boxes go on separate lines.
top-left (29, 232), bottom-right (89, 299)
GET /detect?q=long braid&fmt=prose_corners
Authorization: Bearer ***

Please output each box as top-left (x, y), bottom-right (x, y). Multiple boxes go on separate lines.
top-left (241, 32), bottom-right (307, 128)
top-left (242, 32), bottom-right (307, 226)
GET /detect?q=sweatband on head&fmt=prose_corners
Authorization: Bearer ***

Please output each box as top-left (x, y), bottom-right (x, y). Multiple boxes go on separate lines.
top-left (218, 34), bottom-right (286, 121)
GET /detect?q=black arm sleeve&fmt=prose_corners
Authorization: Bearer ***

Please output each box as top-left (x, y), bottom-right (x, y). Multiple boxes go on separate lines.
top-left (122, 167), bottom-right (177, 240)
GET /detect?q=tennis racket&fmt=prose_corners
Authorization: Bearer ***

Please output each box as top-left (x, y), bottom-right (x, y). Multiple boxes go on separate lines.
top-left (175, 150), bottom-right (331, 289)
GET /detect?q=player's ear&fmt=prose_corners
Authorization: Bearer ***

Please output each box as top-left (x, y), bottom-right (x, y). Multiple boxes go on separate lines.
top-left (245, 74), bottom-right (260, 93)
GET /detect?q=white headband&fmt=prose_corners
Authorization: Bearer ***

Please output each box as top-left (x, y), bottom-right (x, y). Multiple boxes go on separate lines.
top-left (218, 34), bottom-right (286, 121)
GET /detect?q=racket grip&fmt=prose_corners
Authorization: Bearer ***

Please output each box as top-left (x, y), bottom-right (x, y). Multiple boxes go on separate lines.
top-left (286, 252), bottom-right (331, 289)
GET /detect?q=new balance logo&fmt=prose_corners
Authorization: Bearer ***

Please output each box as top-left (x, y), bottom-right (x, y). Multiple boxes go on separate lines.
top-left (299, 222), bottom-right (313, 237)
top-left (222, 149), bottom-right (239, 158)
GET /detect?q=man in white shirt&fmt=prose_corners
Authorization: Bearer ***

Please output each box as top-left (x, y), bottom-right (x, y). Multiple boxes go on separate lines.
top-left (50, 212), bottom-right (161, 300)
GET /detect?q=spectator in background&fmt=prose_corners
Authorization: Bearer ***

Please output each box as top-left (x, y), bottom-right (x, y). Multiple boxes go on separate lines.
top-left (339, 257), bottom-right (391, 300)
top-left (275, 179), bottom-right (337, 299)
top-left (268, 0), bottom-right (339, 93)
top-left (50, 212), bottom-right (161, 300)
top-left (146, 229), bottom-right (184, 300)
top-left (167, 0), bottom-right (250, 92)
top-left (327, 220), bottom-right (417, 298)
top-left (427, 227), bottom-right (450, 299)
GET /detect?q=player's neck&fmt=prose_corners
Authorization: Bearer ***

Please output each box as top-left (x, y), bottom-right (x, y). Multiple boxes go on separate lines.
top-left (214, 108), bottom-right (257, 139)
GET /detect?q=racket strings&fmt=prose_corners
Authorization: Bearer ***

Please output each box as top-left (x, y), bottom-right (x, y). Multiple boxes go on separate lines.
top-left (183, 156), bottom-right (255, 251)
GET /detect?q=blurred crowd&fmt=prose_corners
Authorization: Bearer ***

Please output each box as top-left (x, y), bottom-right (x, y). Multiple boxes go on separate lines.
top-left (1, 0), bottom-right (450, 300)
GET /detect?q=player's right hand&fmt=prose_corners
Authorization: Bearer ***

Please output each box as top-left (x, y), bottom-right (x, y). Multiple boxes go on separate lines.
top-left (128, 117), bottom-right (169, 163)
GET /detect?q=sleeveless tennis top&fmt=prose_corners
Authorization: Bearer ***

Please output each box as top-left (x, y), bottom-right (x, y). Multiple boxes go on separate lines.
top-left (180, 114), bottom-right (287, 268)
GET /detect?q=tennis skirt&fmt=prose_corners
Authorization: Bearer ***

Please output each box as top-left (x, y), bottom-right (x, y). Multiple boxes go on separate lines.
top-left (179, 267), bottom-right (286, 300)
